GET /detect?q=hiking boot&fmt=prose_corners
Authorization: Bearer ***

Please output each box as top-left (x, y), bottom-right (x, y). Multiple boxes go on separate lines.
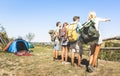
top-left (88, 65), bottom-right (95, 73)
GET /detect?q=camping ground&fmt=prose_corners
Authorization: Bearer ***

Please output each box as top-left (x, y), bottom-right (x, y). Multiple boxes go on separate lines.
top-left (0, 46), bottom-right (120, 76)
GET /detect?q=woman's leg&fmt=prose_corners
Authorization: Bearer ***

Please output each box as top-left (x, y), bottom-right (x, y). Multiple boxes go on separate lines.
top-left (62, 46), bottom-right (65, 62)
top-left (89, 55), bottom-right (93, 65)
top-left (88, 44), bottom-right (97, 72)
top-left (91, 45), bottom-right (101, 67)
top-left (89, 44), bottom-right (96, 65)
top-left (89, 55), bottom-right (94, 65)
top-left (65, 46), bottom-right (68, 62)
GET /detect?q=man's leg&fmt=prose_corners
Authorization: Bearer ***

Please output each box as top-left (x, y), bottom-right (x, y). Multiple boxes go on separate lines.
top-left (78, 54), bottom-right (81, 66)
top-left (56, 51), bottom-right (59, 59)
top-left (78, 42), bottom-right (83, 66)
top-left (71, 50), bottom-right (75, 66)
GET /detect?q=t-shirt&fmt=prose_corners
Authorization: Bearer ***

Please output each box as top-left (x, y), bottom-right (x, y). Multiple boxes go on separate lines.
top-left (55, 26), bottom-right (61, 43)
top-left (92, 17), bottom-right (108, 44)
top-left (71, 22), bottom-right (82, 33)
top-left (93, 18), bottom-right (105, 31)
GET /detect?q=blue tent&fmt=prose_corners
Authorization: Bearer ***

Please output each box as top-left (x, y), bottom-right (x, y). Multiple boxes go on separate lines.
top-left (7, 39), bottom-right (29, 53)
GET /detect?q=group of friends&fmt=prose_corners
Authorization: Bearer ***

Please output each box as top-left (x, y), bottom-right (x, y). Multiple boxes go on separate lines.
top-left (52, 11), bottom-right (110, 72)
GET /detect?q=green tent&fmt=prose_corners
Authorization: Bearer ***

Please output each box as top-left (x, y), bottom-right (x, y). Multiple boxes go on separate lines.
top-left (28, 43), bottom-right (34, 48)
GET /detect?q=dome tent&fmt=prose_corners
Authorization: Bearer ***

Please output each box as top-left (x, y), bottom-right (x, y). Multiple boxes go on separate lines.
top-left (28, 42), bottom-right (34, 48)
top-left (6, 39), bottom-right (29, 53)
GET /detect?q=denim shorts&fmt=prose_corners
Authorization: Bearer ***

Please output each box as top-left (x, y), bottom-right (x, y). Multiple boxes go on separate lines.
top-left (54, 41), bottom-right (61, 51)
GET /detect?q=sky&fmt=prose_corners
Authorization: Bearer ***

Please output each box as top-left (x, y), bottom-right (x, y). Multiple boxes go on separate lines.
top-left (0, 0), bottom-right (120, 42)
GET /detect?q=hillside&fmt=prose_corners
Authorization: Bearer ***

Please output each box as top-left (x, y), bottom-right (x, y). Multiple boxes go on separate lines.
top-left (0, 46), bottom-right (120, 76)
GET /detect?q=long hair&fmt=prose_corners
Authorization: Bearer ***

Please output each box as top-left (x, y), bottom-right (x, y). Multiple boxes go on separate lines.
top-left (88, 11), bottom-right (96, 20)
top-left (62, 22), bottom-right (68, 28)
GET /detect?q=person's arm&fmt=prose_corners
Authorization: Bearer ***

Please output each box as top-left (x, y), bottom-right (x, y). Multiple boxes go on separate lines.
top-left (76, 22), bottom-right (82, 33)
top-left (57, 29), bottom-right (60, 37)
top-left (97, 17), bottom-right (111, 22)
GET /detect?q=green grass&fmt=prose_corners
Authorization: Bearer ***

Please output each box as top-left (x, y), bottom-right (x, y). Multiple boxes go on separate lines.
top-left (0, 46), bottom-right (120, 76)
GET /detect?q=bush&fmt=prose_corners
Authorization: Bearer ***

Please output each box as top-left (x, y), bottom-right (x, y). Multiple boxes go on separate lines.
top-left (99, 41), bottom-right (120, 62)
top-left (99, 50), bottom-right (120, 61)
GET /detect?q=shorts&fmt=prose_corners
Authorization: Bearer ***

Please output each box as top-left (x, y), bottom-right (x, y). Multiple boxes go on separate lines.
top-left (61, 40), bottom-right (68, 46)
top-left (54, 41), bottom-right (61, 51)
top-left (69, 41), bottom-right (83, 55)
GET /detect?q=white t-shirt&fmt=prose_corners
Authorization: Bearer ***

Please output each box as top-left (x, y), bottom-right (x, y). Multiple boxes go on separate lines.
top-left (55, 26), bottom-right (61, 43)
top-left (93, 17), bottom-right (107, 31)
top-left (93, 17), bottom-right (107, 44)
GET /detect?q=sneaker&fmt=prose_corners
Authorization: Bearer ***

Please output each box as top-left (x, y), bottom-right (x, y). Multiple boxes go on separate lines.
top-left (65, 62), bottom-right (70, 65)
top-left (62, 61), bottom-right (66, 64)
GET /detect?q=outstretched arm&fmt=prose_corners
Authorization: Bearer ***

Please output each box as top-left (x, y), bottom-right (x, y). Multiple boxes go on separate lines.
top-left (98, 18), bottom-right (111, 22)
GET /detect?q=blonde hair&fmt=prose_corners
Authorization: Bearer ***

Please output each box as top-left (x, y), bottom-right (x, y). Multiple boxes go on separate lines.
top-left (88, 11), bottom-right (96, 20)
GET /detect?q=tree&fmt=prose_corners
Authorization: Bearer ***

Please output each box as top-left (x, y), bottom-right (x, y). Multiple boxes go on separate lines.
top-left (26, 33), bottom-right (35, 42)
top-left (0, 26), bottom-right (9, 49)
top-left (0, 26), bottom-right (6, 32)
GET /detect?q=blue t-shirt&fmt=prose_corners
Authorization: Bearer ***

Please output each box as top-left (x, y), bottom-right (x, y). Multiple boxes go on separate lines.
top-left (76, 22), bottom-right (82, 33)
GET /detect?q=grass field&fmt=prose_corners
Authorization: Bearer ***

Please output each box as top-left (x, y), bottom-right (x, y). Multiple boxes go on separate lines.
top-left (0, 46), bottom-right (120, 76)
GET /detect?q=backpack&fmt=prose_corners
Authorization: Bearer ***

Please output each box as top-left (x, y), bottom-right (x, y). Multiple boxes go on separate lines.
top-left (48, 30), bottom-right (56, 42)
top-left (67, 23), bottom-right (79, 43)
top-left (80, 20), bottom-right (99, 44)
